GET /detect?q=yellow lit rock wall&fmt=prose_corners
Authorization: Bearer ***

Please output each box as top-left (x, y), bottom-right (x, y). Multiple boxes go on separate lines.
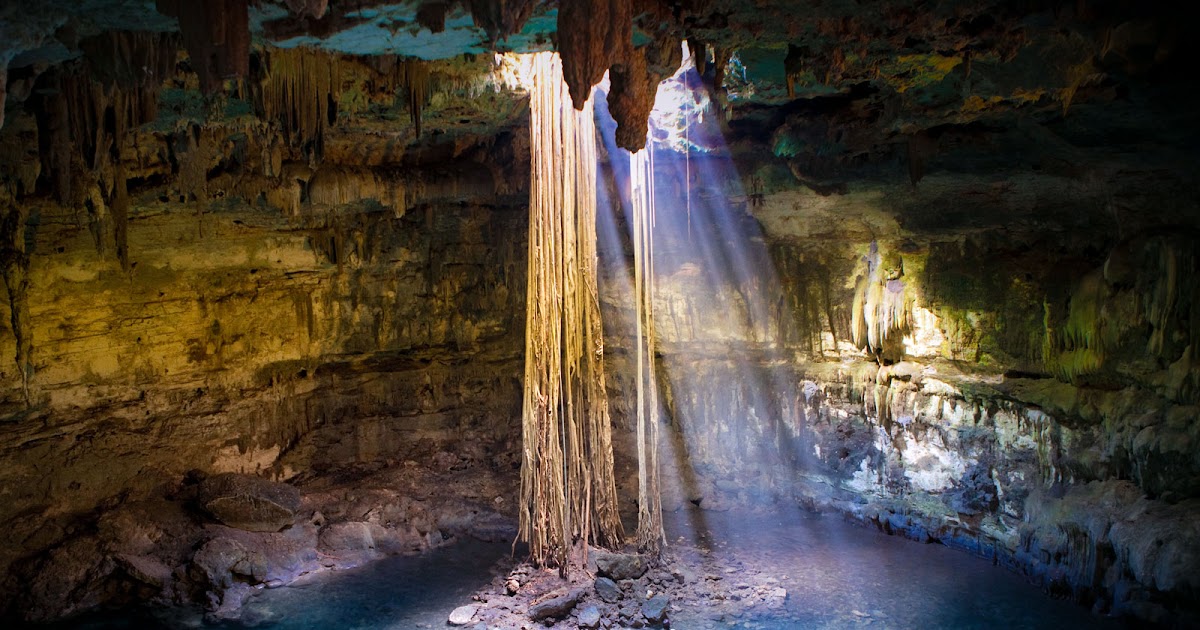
top-left (0, 195), bottom-right (526, 561)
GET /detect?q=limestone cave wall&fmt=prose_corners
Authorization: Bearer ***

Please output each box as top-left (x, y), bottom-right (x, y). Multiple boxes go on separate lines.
top-left (0, 109), bottom-right (529, 618)
top-left (594, 122), bottom-right (1200, 623)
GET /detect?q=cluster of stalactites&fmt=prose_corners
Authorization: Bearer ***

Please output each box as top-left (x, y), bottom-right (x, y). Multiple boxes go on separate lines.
top-left (155, 0), bottom-right (250, 93)
top-left (557, 0), bottom-right (682, 152)
top-left (1044, 233), bottom-right (1200, 398)
top-left (851, 242), bottom-right (913, 362)
top-left (283, 0), bottom-right (329, 19)
top-left (465, 0), bottom-right (537, 44)
top-left (258, 47), bottom-right (432, 159)
top-left (0, 57), bottom-right (7, 132)
top-left (34, 30), bottom-right (178, 271)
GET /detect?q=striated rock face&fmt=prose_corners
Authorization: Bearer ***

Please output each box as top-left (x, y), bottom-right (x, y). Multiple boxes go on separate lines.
top-left (0, 78), bottom-right (531, 617)
top-left (199, 473), bottom-right (303, 532)
top-left (592, 103), bottom-right (1200, 621)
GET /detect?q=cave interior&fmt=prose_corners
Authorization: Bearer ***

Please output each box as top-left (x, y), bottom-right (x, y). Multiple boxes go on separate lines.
top-left (1, 0), bottom-right (1199, 627)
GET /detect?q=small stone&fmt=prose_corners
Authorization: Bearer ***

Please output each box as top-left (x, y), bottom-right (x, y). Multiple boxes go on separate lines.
top-left (670, 566), bottom-right (696, 584)
top-left (506, 578), bottom-right (521, 595)
top-left (578, 605), bottom-right (601, 628)
top-left (595, 576), bottom-right (621, 602)
top-left (449, 604), bottom-right (479, 625)
top-left (642, 595), bottom-right (669, 624)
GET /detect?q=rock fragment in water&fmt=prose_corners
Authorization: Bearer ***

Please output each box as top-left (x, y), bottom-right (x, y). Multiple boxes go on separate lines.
top-left (448, 603), bottom-right (479, 625)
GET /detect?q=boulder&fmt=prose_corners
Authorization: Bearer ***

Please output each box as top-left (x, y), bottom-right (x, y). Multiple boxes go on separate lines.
top-left (198, 473), bottom-right (301, 532)
top-left (114, 554), bottom-right (173, 588)
top-left (594, 549), bottom-right (648, 580)
top-left (595, 576), bottom-right (621, 602)
top-left (22, 537), bottom-right (114, 622)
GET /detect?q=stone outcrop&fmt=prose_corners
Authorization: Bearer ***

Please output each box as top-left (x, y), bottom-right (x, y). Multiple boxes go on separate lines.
top-left (198, 473), bottom-right (303, 532)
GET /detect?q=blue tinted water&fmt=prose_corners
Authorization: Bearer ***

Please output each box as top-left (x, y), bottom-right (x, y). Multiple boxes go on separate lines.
top-left (50, 509), bottom-right (1121, 630)
top-left (663, 508), bottom-right (1122, 630)
top-left (50, 538), bottom-right (510, 630)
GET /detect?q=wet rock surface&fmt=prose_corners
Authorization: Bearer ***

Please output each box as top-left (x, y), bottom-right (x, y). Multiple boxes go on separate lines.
top-left (448, 505), bottom-right (1125, 630)
top-left (7, 455), bottom-right (516, 624)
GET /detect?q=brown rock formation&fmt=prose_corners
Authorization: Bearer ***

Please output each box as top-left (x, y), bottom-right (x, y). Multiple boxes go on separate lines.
top-left (284, 0), bottom-right (330, 19)
top-left (467, 0), bottom-right (536, 43)
top-left (155, 0), bottom-right (249, 93)
top-left (558, 0), bottom-right (631, 111)
top-left (607, 38), bottom-right (681, 151)
top-left (0, 59), bottom-right (6, 132)
top-left (198, 473), bottom-right (303, 532)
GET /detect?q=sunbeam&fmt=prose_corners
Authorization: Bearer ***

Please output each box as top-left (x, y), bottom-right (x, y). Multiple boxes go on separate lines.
top-left (594, 45), bottom-right (815, 549)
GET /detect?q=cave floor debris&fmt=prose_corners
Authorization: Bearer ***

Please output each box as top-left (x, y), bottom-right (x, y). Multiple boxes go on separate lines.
top-left (455, 507), bottom-right (1122, 630)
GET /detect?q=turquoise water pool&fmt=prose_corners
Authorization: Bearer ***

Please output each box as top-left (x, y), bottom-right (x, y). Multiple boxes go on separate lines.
top-left (50, 507), bottom-right (1120, 629)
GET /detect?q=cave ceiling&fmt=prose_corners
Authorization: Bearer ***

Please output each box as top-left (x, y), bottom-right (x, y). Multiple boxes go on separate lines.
top-left (0, 0), bottom-right (1196, 236)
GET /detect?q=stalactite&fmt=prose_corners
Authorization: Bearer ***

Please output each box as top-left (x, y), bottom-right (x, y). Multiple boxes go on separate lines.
top-left (155, 0), bottom-right (249, 93)
top-left (260, 46), bottom-right (342, 158)
top-left (852, 241), bottom-right (912, 362)
top-left (0, 58), bottom-right (7, 132)
top-left (556, 0), bottom-right (682, 150)
top-left (110, 89), bottom-right (131, 272)
top-left (557, 0), bottom-right (631, 111)
top-left (466, 0), bottom-right (535, 44)
top-left (609, 38), bottom-right (682, 151)
top-left (403, 60), bottom-right (430, 139)
top-left (519, 52), bottom-right (623, 571)
top-left (34, 74), bottom-right (75, 205)
top-left (0, 198), bottom-right (31, 405)
top-left (630, 144), bottom-right (664, 554)
top-left (260, 48), bottom-right (432, 156)
top-left (283, 0), bottom-right (329, 19)
top-left (32, 32), bottom-right (174, 268)
top-left (416, 2), bottom-right (450, 33)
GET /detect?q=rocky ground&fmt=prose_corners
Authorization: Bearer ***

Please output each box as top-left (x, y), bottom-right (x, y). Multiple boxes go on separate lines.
top-left (7, 452), bottom-right (517, 624)
top-left (443, 543), bottom-right (792, 630)
top-left (439, 503), bottom-right (1126, 630)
